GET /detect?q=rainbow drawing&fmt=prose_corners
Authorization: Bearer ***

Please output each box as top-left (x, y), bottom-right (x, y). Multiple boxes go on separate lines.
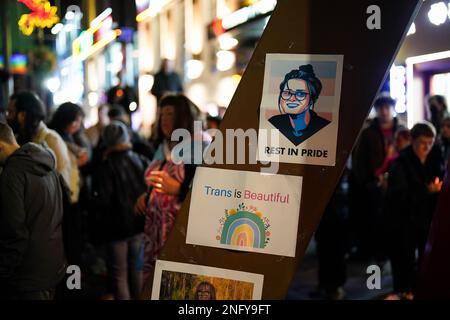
top-left (217, 203), bottom-right (271, 249)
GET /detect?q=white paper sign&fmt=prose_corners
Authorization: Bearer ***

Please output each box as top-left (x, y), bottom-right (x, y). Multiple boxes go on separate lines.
top-left (186, 167), bottom-right (302, 257)
top-left (257, 54), bottom-right (344, 166)
top-left (152, 260), bottom-right (264, 300)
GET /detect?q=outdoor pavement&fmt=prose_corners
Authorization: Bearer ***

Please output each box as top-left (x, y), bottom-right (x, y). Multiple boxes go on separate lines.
top-left (287, 241), bottom-right (394, 300)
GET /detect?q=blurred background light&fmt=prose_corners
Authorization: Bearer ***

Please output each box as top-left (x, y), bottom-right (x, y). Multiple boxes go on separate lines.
top-left (407, 22), bottom-right (416, 36)
top-left (186, 59), bottom-right (204, 80)
top-left (46, 77), bottom-right (61, 93)
top-left (218, 35), bottom-right (239, 50)
top-left (51, 23), bottom-right (64, 35)
top-left (428, 2), bottom-right (447, 26)
top-left (216, 50), bottom-right (236, 72)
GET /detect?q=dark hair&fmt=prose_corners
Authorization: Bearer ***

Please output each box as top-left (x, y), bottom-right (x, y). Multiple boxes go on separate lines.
top-left (195, 282), bottom-right (216, 300)
top-left (279, 64), bottom-right (322, 103)
top-left (411, 122), bottom-right (436, 140)
top-left (374, 95), bottom-right (396, 109)
top-left (10, 91), bottom-right (46, 144)
top-left (207, 115), bottom-right (221, 126)
top-left (0, 122), bottom-right (17, 144)
top-left (108, 104), bottom-right (127, 119)
top-left (156, 94), bottom-right (198, 142)
top-left (428, 95), bottom-right (448, 112)
top-left (443, 116), bottom-right (450, 126)
top-left (49, 102), bottom-right (84, 136)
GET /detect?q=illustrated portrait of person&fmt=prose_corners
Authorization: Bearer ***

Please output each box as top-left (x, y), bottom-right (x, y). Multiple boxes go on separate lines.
top-left (269, 64), bottom-right (331, 146)
top-left (195, 281), bottom-right (217, 300)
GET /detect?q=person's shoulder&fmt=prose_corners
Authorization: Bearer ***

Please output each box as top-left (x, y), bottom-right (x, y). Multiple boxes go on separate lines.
top-left (43, 127), bottom-right (65, 144)
top-left (0, 164), bottom-right (24, 186)
top-left (393, 147), bottom-right (414, 168)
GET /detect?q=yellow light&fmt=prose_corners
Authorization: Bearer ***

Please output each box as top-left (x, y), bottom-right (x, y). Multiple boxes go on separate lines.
top-left (232, 74), bottom-right (242, 84)
top-left (82, 32), bottom-right (118, 60)
top-left (136, 0), bottom-right (168, 22)
top-left (17, 0), bottom-right (60, 36)
top-left (136, 8), bottom-right (151, 22)
top-left (72, 17), bottom-right (121, 60)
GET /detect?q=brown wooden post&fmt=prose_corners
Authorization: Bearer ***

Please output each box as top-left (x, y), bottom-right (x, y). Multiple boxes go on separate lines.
top-left (142, 0), bottom-right (421, 300)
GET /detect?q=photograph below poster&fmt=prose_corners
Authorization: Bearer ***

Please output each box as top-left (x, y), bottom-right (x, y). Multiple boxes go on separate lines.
top-left (257, 53), bottom-right (344, 166)
top-left (186, 167), bottom-right (302, 257)
top-left (151, 260), bottom-right (264, 300)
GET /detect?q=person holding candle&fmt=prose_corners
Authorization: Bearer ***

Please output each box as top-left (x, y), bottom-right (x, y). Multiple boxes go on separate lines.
top-left (384, 122), bottom-right (444, 300)
top-left (351, 95), bottom-right (404, 262)
top-left (134, 94), bottom-right (208, 283)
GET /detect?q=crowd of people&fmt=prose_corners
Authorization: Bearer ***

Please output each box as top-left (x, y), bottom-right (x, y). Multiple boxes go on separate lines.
top-left (313, 94), bottom-right (449, 300)
top-left (0, 78), bottom-right (448, 300)
top-left (0, 84), bottom-right (213, 300)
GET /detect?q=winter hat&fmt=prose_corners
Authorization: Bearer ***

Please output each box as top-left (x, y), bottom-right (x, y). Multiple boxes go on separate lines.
top-left (102, 121), bottom-right (130, 147)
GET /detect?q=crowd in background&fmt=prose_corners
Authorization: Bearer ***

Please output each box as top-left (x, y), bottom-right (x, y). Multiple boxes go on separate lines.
top-left (0, 62), bottom-right (448, 300)
top-left (0, 61), bottom-right (221, 300)
top-left (313, 94), bottom-right (449, 300)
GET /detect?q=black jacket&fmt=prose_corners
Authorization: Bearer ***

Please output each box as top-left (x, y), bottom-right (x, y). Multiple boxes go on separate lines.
top-left (91, 148), bottom-right (149, 243)
top-left (385, 146), bottom-right (443, 231)
top-left (0, 143), bottom-right (66, 293)
top-left (352, 117), bottom-right (402, 186)
top-left (151, 71), bottom-right (183, 101)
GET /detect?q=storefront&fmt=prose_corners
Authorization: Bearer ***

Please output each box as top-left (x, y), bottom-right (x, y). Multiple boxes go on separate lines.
top-left (55, 8), bottom-right (137, 127)
top-left (135, 0), bottom-right (276, 132)
top-left (52, 5), bottom-right (84, 109)
top-left (394, 0), bottom-right (450, 128)
top-left (135, 0), bottom-right (183, 135)
top-left (186, 0), bottom-right (276, 116)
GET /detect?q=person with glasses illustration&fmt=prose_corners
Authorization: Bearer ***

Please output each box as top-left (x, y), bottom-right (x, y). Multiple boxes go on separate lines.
top-left (269, 64), bottom-right (330, 146)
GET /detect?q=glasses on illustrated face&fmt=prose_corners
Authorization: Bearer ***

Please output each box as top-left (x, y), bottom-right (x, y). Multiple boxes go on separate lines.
top-left (281, 90), bottom-right (309, 102)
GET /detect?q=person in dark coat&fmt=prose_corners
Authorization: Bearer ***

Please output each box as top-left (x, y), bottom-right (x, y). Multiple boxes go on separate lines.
top-left (0, 123), bottom-right (66, 300)
top-left (107, 73), bottom-right (138, 118)
top-left (91, 121), bottom-right (149, 300)
top-left (107, 105), bottom-right (155, 161)
top-left (384, 122), bottom-right (443, 300)
top-left (427, 95), bottom-right (448, 136)
top-left (416, 152), bottom-right (450, 299)
top-left (350, 95), bottom-right (403, 261)
top-left (436, 116), bottom-right (450, 170)
top-left (151, 59), bottom-right (184, 102)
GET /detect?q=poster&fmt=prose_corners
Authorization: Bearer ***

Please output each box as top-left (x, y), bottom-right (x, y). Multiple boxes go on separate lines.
top-left (152, 260), bottom-right (264, 300)
top-left (257, 54), bottom-right (344, 166)
top-left (186, 167), bottom-right (302, 257)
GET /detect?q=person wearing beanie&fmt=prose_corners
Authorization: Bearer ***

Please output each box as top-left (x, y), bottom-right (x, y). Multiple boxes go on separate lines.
top-left (91, 121), bottom-right (149, 300)
top-left (269, 64), bottom-right (331, 146)
top-left (102, 120), bottom-right (131, 152)
top-left (107, 105), bottom-right (154, 160)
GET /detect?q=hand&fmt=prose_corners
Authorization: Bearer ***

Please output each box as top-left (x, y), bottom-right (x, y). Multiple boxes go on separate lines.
top-left (146, 170), bottom-right (181, 196)
top-left (428, 181), bottom-right (443, 193)
top-left (386, 144), bottom-right (396, 158)
top-left (377, 173), bottom-right (388, 190)
top-left (78, 150), bottom-right (89, 167)
top-left (134, 193), bottom-right (147, 216)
